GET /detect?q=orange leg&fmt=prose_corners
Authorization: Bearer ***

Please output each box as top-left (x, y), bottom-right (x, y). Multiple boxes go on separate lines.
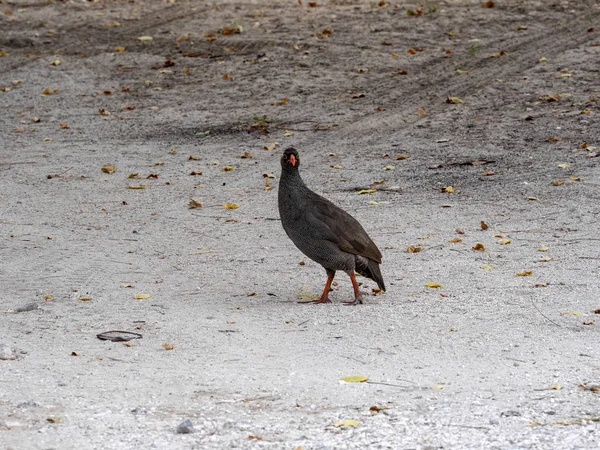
top-left (343, 272), bottom-right (363, 306)
top-left (298, 270), bottom-right (334, 304)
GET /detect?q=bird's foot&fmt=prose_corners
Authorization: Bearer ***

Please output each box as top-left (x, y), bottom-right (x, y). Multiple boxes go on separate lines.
top-left (298, 297), bottom-right (332, 305)
top-left (343, 296), bottom-right (363, 306)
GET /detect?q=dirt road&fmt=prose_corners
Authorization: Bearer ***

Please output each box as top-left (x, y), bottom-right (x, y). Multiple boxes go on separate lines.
top-left (1, 0), bottom-right (600, 448)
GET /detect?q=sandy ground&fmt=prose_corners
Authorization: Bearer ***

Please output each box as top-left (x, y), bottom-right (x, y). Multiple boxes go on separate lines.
top-left (1, 0), bottom-right (600, 448)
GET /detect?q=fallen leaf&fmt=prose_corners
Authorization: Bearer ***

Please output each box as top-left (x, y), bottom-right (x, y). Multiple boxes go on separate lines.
top-left (441, 186), bottom-right (454, 193)
top-left (42, 294), bottom-right (54, 300)
top-left (101, 164), bottom-right (116, 174)
top-left (222, 166), bottom-right (235, 172)
top-left (546, 136), bottom-right (560, 143)
top-left (432, 384), bottom-right (445, 390)
top-left (480, 221), bottom-right (489, 230)
top-left (560, 311), bottom-right (583, 316)
top-left (264, 142), bottom-right (279, 151)
top-left (78, 296), bottom-right (92, 301)
top-left (331, 164), bottom-right (343, 169)
top-left (482, 0), bottom-right (494, 7)
top-left (538, 256), bottom-right (553, 262)
top-left (50, 59), bottom-right (61, 66)
top-left (548, 384), bottom-right (563, 390)
top-left (127, 185), bottom-right (146, 189)
top-left (59, 123), bottom-right (69, 129)
top-left (481, 169), bottom-right (496, 176)
top-left (446, 96), bottom-right (463, 104)
top-left (273, 97), bottom-right (288, 105)
top-left (418, 108), bottom-right (425, 116)
top-left (240, 151), bottom-right (252, 158)
top-left (527, 196), bottom-right (539, 201)
top-left (557, 163), bottom-right (570, 169)
top-left (161, 343), bottom-right (174, 350)
top-left (134, 293), bottom-right (151, 300)
top-left (448, 237), bottom-right (463, 243)
top-left (247, 435), bottom-right (263, 441)
top-left (425, 282), bottom-right (442, 288)
top-left (333, 420), bottom-right (360, 427)
top-left (188, 199), bottom-right (202, 209)
top-left (137, 36), bottom-right (153, 41)
top-left (516, 270), bottom-right (533, 277)
top-left (569, 175), bottom-right (582, 181)
top-left (455, 228), bottom-right (465, 234)
top-left (472, 243), bottom-right (485, 251)
top-left (189, 171), bottom-right (203, 176)
top-left (357, 189), bottom-right (377, 195)
top-left (407, 245), bottom-right (423, 253)
top-left (369, 406), bottom-right (389, 412)
top-left (383, 165), bottom-right (394, 170)
top-left (46, 417), bottom-right (62, 424)
top-left (115, 46), bottom-right (126, 52)
top-left (498, 239), bottom-right (511, 245)
top-left (395, 154), bottom-right (409, 160)
top-left (551, 179), bottom-right (564, 186)
top-left (297, 293), bottom-right (320, 301)
top-left (224, 202), bottom-right (239, 209)
top-left (264, 179), bottom-right (272, 191)
top-left (481, 264), bottom-right (493, 271)
top-left (534, 283), bottom-right (547, 288)
top-left (119, 283), bottom-right (133, 288)
top-left (341, 375), bottom-right (368, 383)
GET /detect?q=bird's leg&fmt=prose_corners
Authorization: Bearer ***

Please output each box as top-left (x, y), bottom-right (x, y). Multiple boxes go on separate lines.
top-left (298, 269), bottom-right (335, 304)
top-left (343, 271), bottom-right (363, 306)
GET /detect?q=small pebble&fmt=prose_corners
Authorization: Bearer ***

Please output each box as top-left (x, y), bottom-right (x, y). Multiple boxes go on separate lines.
top-left (0, 345), bottom-right (16, 360)
top-left (15, 303), bottom-right (39, 313)
top-left (176, 419), bottom-right (195, 434)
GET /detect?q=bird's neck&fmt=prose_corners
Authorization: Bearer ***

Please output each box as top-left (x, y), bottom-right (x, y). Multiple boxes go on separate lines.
top-left (281, 168), bottom-right (305, 187)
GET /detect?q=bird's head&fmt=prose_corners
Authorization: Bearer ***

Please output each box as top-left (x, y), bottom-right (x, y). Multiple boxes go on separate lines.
top-left (281, 147), bottom-right (299, 170)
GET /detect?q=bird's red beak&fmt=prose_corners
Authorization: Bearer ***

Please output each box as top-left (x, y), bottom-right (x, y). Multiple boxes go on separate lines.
top-left (289, 154), bottom-right (297, 166)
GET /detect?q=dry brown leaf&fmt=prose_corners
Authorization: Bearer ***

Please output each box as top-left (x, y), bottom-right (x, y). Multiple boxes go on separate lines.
top-left (472, 243), bottom-right (485, 251)
top-left (264, 142), bottom-right (280, 151)
top-left (128, 185), bottom-right (146, 189)
top-left (188, 199), bottom-right (202, 209)
top-left (446, 96), bottom-right (463, 104)
top-left (222, 166), bottom-right (235, 172)
top-left (425, 281), bottom-right (442, 288)
top-left (448, 237), bottom-right (463, 243)
top-left (161, 343), bottom-right (174, 350)
top-left (101, 164), bottom-right (116, 174)
top-left (407, 245), bottom-right (423, 253)
top-left (59, 123), bottom-right (69, 129)
top-left (224, 202), bottom-right (239, 209)
top-left (551, 179), bottom-right (564, 186)
top-left (189, 171), bottom-right (203, 176)
top-left (480, 220), bottom-right (489, 230)
top-left (264, 179), bottom-right (272, 191)
top-left (498, 239), bottom-right (511, 245)
top-left (516, 270), bottom-right (533, 277)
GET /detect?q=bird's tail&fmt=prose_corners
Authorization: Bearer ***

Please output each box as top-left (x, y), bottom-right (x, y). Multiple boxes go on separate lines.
top-left (356, 257), bottom-right (386, 291)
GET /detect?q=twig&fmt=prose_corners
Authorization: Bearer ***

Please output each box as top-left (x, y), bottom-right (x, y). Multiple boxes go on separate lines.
top-left (531, 299), bottom-right (561, 327)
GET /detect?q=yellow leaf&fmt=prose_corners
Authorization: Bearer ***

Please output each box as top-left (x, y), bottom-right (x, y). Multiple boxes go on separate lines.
top-left (560, 311), bottom-right (583, 316)
top-left (516, 270), bottom-right (533, 277)
top-left (547, 384), bottom-right (563, 390)
top-left (557, 163), bottom-right (570, 169)
top-left (357, 189), bottom-right (377, 195)
top-left (331, 164), bottom-right (343, 169)
top-left (442, 186), bottom-right (454, 193)
top-left (127, 185), bottom-right (146, 189)
top-left (527, 196), bottom-right (539, 201)
top-left (0, 51), bottom-right (10, 57)
top-left (538, 245), bottom-right (549, 252)
top-left (46, 417), bottom-right (62, 423)
top-left (432, 384), bottom-right (445, 390)
top-left (42, 294), bottom-right (54, 300)
top-left (538, 57), bottom-right (547, 62)
top-left (297, 293), bottom-right (320, 300)
top-left (137, 36), bottom-right (153, 41)
top-left (78, 296), bottom-right (92, 301)
top-left (446, 96), bottom-right (463, 104)
top-left (472, 243), bottom-right (485, 251)
top-left (498, 239), bottom-right (511, 245)
top-left (448, 237), bottom-right (463, 243)
top-left (161, 343), bottom-right (174, 350)
top-left (134, 293), bottom-right (151, 299)
top-left (222, 166), bottom-right (235, 171)
top-left (395, 154), bottom-right (409, 160)
top-left (224, 202), bottom-right (239, 209)
top-left (481, 264), bottom-right (493, 271)
top-left (569, 175), bottom-right (581, 181)
top-left (101, 164), bottom-right (116, 174)
top-left (188, 199), bottom-right (202, 209)
top-left (115, 46), bottom-right (126, 52)
top-left (368, 200), bottom-right (381, 205)
top-left (333, 420), bottom-right (360, 427)
top-left (283, 130), bottom-right (293, 136)
top-left (425, 282), bottom-right (442, 288)
top-left (407, 245), bottom-right (423, 253)
top-left (264, 179), bottom-right (272, 191)
top-left (50, 60), bottom-right (61, 66)
top-left (340, 375), bottom-right (368, 383)
top-left (383, 165), bottom-right (394, 170)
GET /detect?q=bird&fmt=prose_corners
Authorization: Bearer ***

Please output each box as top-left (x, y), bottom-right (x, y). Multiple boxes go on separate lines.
top-left (278, 147), bottom-right (385, 305)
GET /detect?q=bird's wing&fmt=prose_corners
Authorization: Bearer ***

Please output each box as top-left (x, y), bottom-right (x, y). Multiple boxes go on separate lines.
top-left (307, 194), bottom-right (382, 263)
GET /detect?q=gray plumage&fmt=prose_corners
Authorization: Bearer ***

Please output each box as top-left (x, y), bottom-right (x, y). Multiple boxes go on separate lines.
top-left (278, 148), bottom-right (385, 304)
